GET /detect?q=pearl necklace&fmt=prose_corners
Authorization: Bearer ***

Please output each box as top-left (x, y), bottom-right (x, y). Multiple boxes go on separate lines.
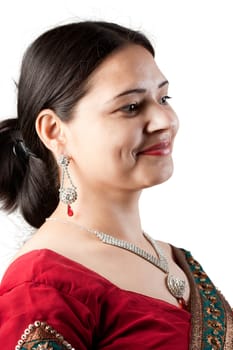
top-left (46, 218), bottom-right (186, 307)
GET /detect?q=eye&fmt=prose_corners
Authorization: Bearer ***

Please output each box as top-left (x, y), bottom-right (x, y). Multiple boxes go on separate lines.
top-left (160, 95), bottom-right (172, 105)
top-left (120, 102), bottom-right (140, 114)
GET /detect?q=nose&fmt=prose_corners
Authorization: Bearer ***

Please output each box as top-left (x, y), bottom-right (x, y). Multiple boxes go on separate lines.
top-left (144, 102), bottom-right (179, 135)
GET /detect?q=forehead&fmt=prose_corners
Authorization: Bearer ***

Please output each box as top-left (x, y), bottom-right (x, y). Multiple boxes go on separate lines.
top-left (86, 44), bottom-right (166, 98)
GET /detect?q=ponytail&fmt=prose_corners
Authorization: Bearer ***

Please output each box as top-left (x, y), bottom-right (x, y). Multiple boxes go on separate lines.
top-left (0, 118), bottom-right (59, 228)
top-left (19, 155), bottom-right (59, 228)
top-left (0, 118), bottom-right (25, 212)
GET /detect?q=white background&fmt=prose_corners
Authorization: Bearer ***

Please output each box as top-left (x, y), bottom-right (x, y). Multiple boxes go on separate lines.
top-left (0, 0), bottom-right (232, 305)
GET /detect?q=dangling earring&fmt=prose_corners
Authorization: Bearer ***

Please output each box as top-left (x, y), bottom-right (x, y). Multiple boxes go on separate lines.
top-left (58, 155), bottom-right (77, 216)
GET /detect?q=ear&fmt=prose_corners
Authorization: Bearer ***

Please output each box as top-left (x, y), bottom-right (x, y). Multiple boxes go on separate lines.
top-left (35, 109), bottom-right (66, 156)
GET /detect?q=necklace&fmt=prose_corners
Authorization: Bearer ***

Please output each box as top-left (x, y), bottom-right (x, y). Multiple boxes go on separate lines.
top-left (46, 218), bottom-right (187, 307)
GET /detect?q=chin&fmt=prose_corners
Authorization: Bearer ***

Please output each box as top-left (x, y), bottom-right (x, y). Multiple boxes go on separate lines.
top-left (144, 175), bottom-right (173, 189)
top-left (141, 163), bottom-right (174, 188)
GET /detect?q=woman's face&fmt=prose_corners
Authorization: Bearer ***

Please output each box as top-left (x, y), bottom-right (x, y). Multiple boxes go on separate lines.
top-left (65, 44), bottom-right (179, 193)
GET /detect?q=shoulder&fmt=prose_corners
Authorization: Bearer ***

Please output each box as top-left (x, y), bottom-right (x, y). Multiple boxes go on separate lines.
top-left (0, 249), bottom-right (110, 298)
top-left (0, 249), bottom-right (107, 349)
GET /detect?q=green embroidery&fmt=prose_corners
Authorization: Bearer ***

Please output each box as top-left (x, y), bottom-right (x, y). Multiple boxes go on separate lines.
top-left (21, 340), bottom-right (63, 349)
top-left (184, 250), bottom-right (226, 350)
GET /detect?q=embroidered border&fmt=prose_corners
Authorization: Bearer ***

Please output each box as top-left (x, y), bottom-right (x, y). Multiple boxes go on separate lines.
top-left (184, 250), bottom-right (226, 350)
top-left (172, 246), bottom-right (203, 350)
top-left (15, 320), bottom-right (75, 350)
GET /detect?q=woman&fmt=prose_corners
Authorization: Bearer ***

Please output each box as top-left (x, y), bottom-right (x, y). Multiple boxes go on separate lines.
top-left (0, 21), bottom-right (232, 350)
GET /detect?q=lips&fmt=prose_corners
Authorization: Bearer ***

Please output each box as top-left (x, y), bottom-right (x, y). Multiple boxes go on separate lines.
top-left (137, 141), bottom-right (171, 156)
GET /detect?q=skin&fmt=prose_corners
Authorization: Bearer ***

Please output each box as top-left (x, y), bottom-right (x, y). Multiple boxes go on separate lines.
top-left (16, 44), bottom-right (190, 307)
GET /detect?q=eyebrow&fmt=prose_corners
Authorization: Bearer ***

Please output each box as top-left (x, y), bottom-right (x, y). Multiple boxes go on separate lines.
top-left (158, 80), bottom-right (169, 89)
top-left (113, 80), bottom-right (169, 100)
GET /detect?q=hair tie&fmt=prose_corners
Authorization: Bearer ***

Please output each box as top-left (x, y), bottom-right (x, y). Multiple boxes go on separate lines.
top-left (13, 139), bottom-right (37, 162)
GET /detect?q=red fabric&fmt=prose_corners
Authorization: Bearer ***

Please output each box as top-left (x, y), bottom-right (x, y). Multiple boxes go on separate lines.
top-left (0, 249), bottom-right (191, 349)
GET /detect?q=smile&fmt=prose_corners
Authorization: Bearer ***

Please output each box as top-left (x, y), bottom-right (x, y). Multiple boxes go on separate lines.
top-left (137, 141), bottom-right (171, 156)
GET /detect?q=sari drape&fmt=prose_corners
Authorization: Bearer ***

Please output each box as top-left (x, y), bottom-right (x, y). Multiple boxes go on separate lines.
top-left (173, 247), bottom-right (233, 349)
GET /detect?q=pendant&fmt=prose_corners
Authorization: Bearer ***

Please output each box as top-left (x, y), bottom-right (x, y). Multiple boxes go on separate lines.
top-left (67, 204), bottom-right (74, 216)
top-left (166, 274), bottom-right (186, 299)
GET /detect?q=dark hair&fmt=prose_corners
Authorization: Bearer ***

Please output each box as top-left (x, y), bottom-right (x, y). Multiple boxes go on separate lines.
top-left (0, 21), bottom-right (154, 228)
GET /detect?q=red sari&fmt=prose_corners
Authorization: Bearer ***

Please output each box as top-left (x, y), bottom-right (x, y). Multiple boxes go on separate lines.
top-left (0, 249), bottom-right (190, 349)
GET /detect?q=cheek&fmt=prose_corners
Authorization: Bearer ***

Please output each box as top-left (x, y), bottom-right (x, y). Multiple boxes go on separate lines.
top-left (109, 128), bottom-right (142, 164)
top-left (170, 110), bottom-right (179, 136)
top-left (68, 116), bottom-right (141, 175)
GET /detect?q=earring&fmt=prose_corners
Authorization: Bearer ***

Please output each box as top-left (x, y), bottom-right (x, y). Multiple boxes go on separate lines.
top-left (58, 155), bottom-right (77, 216)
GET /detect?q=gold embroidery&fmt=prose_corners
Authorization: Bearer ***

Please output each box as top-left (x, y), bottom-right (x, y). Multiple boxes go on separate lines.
top-left (172, 246), bottom-right (233, 350)
top-left (15, 320), bottom-right (75, 350)
top-left (207, 334), bottom-right (221, 349)
top-left (34, 343), bottom-right (53, 350)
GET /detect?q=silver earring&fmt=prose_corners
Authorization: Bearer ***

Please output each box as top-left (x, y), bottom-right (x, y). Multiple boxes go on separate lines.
top-left (58, 155), bottom-right (77, 216)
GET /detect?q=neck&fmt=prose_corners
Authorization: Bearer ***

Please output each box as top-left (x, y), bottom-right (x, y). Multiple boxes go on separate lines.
top-left (54, 186), bottom-right (143, 241)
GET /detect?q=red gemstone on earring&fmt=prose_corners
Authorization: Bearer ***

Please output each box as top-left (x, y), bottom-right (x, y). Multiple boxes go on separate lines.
top-left (67, 204), bottom-right (74, 216)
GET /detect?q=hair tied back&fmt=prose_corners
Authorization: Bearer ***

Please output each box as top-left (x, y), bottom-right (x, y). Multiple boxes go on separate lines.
top-left (13, 139), bottom-right (37, 163)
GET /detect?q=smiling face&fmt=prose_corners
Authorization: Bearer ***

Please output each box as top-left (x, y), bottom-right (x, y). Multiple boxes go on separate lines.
top-left (64, 44), bottom-right (179, 194)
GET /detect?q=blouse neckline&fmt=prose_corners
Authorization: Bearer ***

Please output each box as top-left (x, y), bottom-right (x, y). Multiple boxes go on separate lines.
top-left (4, 248), bottom-right (190, 314)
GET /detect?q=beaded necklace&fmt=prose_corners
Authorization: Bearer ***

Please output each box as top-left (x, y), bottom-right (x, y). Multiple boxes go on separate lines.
top-left (46, 218), bottom-right (187, 308)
